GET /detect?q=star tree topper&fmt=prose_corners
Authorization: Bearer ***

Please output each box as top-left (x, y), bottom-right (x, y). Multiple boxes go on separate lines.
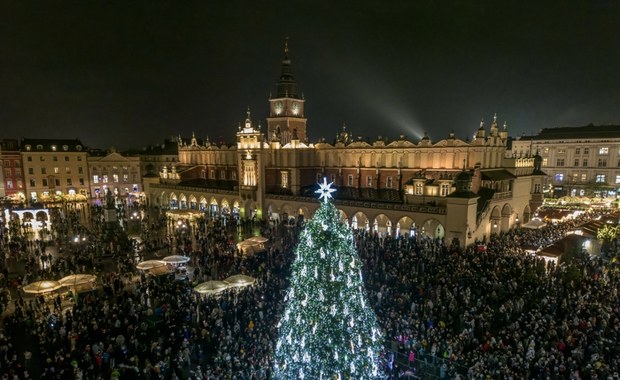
top-left (315, 177), bottom-right (336, 203)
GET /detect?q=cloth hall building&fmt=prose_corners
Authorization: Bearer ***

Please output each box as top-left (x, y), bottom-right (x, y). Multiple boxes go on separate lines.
top-left (145, 46), bottom-right (545, 247)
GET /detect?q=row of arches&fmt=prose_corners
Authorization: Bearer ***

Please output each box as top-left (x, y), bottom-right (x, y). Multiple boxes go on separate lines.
top-left (163, 192), bottom-right (244, 218)
top-left (268, 204), bottom-right (445, 239)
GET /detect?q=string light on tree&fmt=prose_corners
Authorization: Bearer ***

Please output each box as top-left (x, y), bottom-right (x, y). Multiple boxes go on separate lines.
top-left (273, 178), bottom-right (384, 379)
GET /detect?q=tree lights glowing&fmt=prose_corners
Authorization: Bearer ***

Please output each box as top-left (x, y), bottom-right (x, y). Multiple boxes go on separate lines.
top-left (274, 180), bottom-right (383, 379)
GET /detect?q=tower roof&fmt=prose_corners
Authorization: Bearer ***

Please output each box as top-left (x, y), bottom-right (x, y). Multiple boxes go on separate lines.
top-left (276, 38), bottom-right (299, 98)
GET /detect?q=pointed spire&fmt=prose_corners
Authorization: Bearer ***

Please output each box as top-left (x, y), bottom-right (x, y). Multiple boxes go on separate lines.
top-left (479, 118), bottom-right (485, 129)
top-left (276, 38), bottom-right (298, 98)
top-left (284, 36), bottom-right (289, 59)
top-left (493, 112), bottom-right (497, 124)
top-left (503, 121), bottom-right (507, 130)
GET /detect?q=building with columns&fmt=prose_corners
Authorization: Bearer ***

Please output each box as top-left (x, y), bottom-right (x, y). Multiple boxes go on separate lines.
top-left (146, 44), bottom-right (545, 247)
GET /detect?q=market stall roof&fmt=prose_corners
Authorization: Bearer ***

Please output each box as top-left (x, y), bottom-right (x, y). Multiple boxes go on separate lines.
top-left (194, 280), bottom-right (229, 295)
top-left (162, 255), bottom-right (191, 264)
top-left (224, 274), bottom-right (256, 288)
top-left (522, 218), bottom-right (547, 229)
top-left (22, 280), bottom-right (64, 294)
top-left (148, 265), bottom-right (175, 276)
top-left (136, 260), bottom-right (167, 270)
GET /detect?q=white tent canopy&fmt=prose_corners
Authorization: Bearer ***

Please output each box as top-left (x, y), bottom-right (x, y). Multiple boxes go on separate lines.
top-left (522, 217), bottom-right (546, 229)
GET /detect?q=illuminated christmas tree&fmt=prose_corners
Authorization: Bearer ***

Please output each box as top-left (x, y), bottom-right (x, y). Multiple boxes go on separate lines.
top-left (274, 178), bottom-right (383, 379)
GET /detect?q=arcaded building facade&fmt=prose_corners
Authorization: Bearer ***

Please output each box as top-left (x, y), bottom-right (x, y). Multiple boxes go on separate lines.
top-left (146, 46), bottom-right (544, 247)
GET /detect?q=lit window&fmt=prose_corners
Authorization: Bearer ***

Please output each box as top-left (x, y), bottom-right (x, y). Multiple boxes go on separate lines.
top-left (93, 175), bottom-right (99, 184)
top-left (113, 174), bottom-right (119, 183)
top-left (542, 158), bottom-right (548, 166)
top-left (123, 174), bottom-right (128, 182)
top-left (555, 173), bottom-right (564, 182)
top-left (616, 175), bottom-right (620, 184)
top-left (386, 176), bottom-right (393, 188)
top-left (581, 173), bottom-right (587, 182)
top-left (281, 171), bottom-right (289, 188)
top-left (6, 180), bottom-right (13, 189)
top-left (54, 167), bottom-right (59, 174)
top-left (366, 176), bottom-right (372, 187)
top-left (65, 167), bottom-right (71, 174)
top-left (103, 175), bottom-right (108, 183)
top-left (415, 182), bottom-right (423, 195)
top-left (440, 183), bottom-right (450, 196)
top-left (596, 174), bottom-right (606, 183)
top-left (599, 147), bottom-right (609, 155)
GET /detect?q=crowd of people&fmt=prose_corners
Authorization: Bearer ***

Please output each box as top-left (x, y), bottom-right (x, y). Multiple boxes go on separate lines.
top-left (0, 202), bottom-right (618, 379)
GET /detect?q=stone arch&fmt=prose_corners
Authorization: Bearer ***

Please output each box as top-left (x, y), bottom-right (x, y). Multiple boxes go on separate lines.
top-left (281, 204), bottom-right (294, 221)
top-left (169, 192), bottom-right (178, 209)
top-left (489, 206), bottom-right (501, 235)
top-left (179, 193), bottom-right (187, 210)
top-left (522, 204), bottom-right (532, 223)
top-left (372, 213), bottom-right (393, 236)
top-left (396, 216), bottom-right (416, 238)
top-left (351, 211), bottom-right (369, 230)
top-left (209, 197), bottom-right (219, 216)
top-left (420, 218), bottom-right (445, 239)
top-left (501, 203), bottom-right (512, 232)
top-left (22, 211), bottom-right (34, 222)
top-left (232, 200), bottom-right (241, 219)
top-left (338, 209), bottom-right (348, 224)
top-left (188, 195), bottom-right (197, 210)
top-left (199, 196), bottom-right (207, 211)
top-left (297, 206), bottom-right (310, 223)
top-left (35, 210), bottom-right (49, 222)
top-left (221, 198), bottom-right (231, 216)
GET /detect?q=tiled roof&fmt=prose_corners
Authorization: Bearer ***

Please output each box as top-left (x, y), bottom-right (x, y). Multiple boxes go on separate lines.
top-left (521, 125), bottom-right (620, 140)
top-left (20, 138), bottom-right (85, 152)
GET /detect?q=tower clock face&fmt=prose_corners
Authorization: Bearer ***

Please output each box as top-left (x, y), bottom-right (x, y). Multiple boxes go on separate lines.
top-left (275, 101), bottom-right (283, 113)
top-left (291, 101), bottom-right (299, 114)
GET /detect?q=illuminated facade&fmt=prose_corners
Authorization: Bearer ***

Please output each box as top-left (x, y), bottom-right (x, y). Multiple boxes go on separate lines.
top-left (511, 125), bottom-right (620, 198)
top-left (87, 149), bottom-right (142, 203)
top-left (20, 139), bottom-right (90, 204)
top-left (147, 45), bottom-right (544, 247)
top-left (0, 139), bottom-right (25, 202)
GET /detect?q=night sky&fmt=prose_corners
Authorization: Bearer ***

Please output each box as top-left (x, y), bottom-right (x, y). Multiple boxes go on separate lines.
top-left (1, 1), bottom-right (619, 150)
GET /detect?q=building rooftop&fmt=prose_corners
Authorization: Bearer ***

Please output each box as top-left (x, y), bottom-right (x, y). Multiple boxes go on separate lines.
top-left (520, 125), bottom-right (620, 140)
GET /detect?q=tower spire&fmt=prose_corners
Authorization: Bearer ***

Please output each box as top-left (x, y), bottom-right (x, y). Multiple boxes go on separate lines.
top-left (276, 38), bottom-right (298, 98)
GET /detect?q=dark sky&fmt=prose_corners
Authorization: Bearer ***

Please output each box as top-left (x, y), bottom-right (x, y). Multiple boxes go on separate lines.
top-left (1, 1), bottom-right (619, 150)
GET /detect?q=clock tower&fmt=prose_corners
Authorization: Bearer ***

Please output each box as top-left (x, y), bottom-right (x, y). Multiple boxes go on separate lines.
top-left (267, 39), bottom-right (308, 145)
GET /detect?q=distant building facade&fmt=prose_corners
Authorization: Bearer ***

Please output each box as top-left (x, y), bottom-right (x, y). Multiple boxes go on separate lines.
top-left (0, 139), bottom-right (25, 202)
top-left (87, 148), bottom-right (143, 204)
top-left (512, 125), bottom-right (620, 198)
top-left (145, 45), bottom-right (544, 247)
top-left (20, 139), bottom-right (89, 204)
